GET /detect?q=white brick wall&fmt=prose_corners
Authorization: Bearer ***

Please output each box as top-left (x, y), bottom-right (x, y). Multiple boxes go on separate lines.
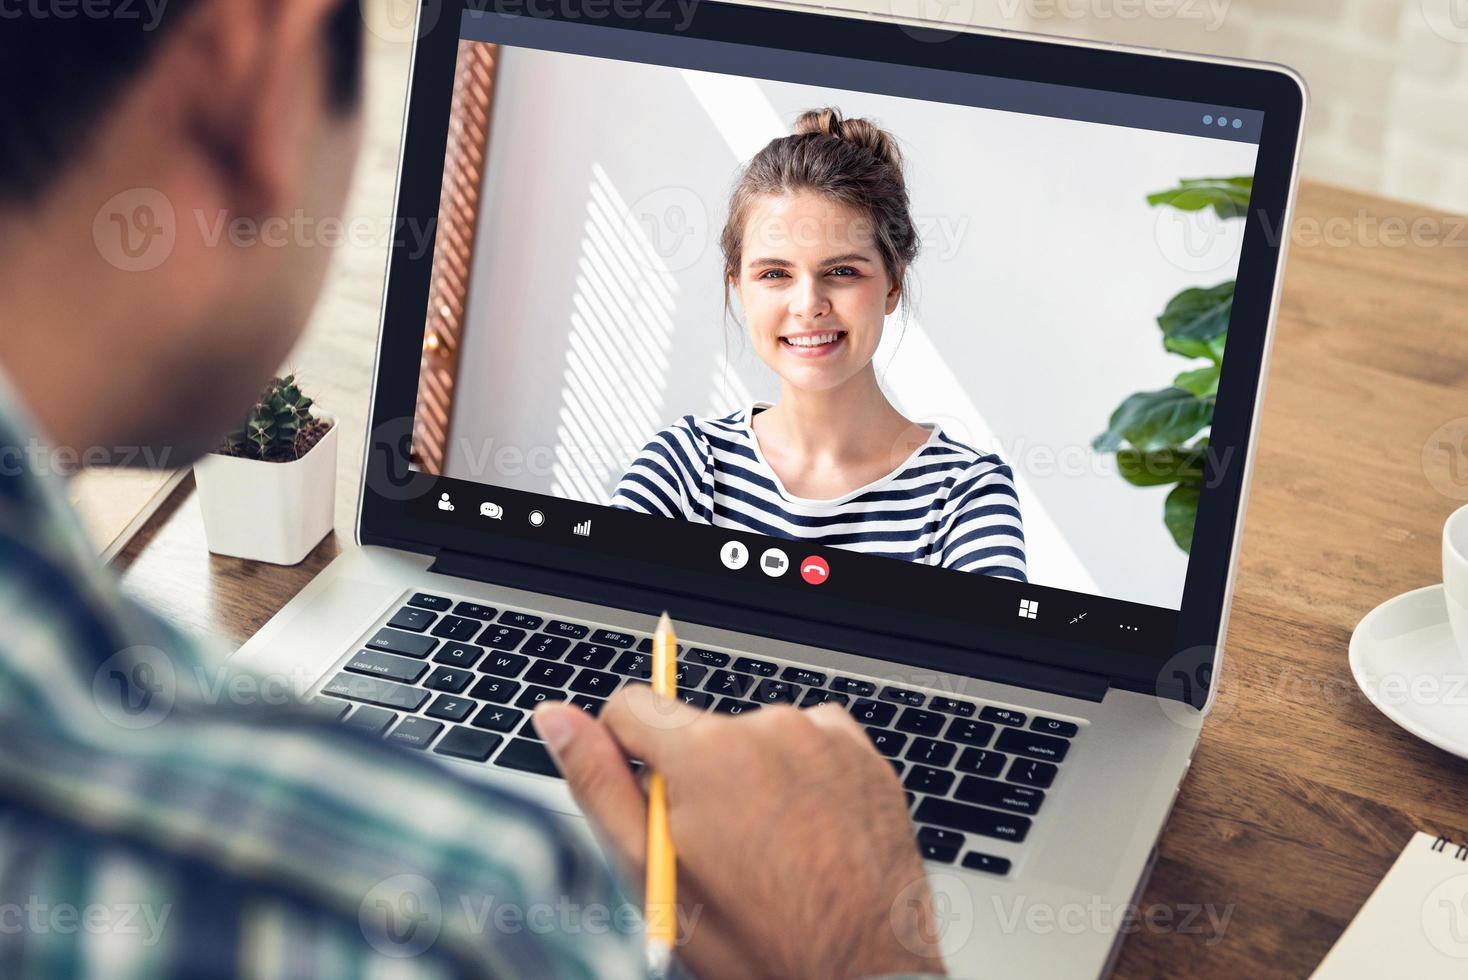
top-left (829, 0), bottom-right (1468, 214)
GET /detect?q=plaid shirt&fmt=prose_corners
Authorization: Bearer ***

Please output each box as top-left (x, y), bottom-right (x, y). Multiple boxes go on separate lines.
top-left (0, 372), bottom-right (649, 979)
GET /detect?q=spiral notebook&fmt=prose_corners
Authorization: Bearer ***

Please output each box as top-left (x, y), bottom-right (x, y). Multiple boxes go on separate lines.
top-left (1312, 832), bottom-right (1468, 978)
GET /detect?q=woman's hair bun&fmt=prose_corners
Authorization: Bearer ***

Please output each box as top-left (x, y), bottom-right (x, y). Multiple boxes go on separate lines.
top-left (792, 107), bottom-right (903, 171)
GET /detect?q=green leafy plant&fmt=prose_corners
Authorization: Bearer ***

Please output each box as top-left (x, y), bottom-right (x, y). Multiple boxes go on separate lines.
top-left (1092, 177), bottom-right (1252, 553)
top-left (221, 375), bottom-right (332, 462)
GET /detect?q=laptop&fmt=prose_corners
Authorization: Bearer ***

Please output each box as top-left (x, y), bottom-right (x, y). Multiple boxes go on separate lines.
top-left (232, 1), bottom-right (1306, 974)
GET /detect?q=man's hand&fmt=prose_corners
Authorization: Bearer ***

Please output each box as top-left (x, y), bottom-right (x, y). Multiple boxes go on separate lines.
top-left (534, 686), bottom-right (948, 980)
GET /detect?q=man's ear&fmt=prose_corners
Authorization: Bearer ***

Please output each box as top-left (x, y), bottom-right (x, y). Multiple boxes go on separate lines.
top-left (168, 0), bottom-right (348, 218)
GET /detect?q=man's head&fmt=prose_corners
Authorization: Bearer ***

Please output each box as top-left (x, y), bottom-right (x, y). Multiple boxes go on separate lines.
top-left (0, 0), bottom-right (365, 464)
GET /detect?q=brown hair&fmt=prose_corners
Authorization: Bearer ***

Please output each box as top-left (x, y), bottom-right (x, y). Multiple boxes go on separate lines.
top-left (720, 107), bottom-right (919, 309)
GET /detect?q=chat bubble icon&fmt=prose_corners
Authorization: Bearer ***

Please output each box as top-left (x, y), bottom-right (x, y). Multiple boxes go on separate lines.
top-left (479, 502), bottom-right (504, 520)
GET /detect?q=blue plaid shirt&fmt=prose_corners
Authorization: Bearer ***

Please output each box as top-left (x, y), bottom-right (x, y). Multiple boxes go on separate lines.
top-left (0, 371), bottom-right (649, 978)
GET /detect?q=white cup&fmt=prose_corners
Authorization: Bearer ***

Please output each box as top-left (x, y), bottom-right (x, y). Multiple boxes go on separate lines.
top-left (1444, 504), bottom-right (1468, 658)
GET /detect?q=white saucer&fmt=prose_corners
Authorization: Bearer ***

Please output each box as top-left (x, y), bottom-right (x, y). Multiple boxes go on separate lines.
top-left (1350, 584), bottom-right (1468, 760)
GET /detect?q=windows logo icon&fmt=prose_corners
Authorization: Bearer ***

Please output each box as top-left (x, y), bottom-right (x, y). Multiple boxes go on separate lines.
top-left (1017, 599), bottom-right (1039, 620)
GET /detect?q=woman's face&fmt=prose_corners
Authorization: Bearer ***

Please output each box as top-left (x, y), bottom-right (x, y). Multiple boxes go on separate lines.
top-left (734, 191), bottom-right (901, 394)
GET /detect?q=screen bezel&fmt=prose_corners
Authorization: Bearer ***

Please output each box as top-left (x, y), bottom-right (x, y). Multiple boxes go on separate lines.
top-left (358, 0), bottom-right (1306, 705)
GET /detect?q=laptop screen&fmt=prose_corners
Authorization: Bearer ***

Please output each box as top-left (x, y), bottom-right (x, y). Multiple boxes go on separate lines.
top-left (388, 3), bottom-right (1290, 675)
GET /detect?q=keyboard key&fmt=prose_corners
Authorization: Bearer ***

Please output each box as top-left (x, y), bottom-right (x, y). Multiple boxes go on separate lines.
top-left (799, 689), bottom-right (850, 708)
top-left (424, 666), bottom-right (473, 694)
top-left (929, 697), bottom-right (975, 717)
top-left (675, 663), bottom-right (708, 688)
top-left (865, 728), bottom-right (908, 757)
top-left (499, 611), bottom-right (544, 631)
top-left (433, 642), bottom-right (483, 670)
top-left (345, 650), bottom-right (428, 685)
top-left (407, 593), bottom-right (452, 612)
top-left (515, 685), bottom-right (568, 709)
top-left (312, 698), bottom-right (350, 721)
top-left (890, 759), bottom-right (906, 777)
top-left (895, 708), bottom-right (945, 737)
top-left (905, 737), bottom-right (956, 768)
top-left (544, 619), bottom-right (590, 639)
top-left (705, 670), bottom-right (752, 698)
top-left (831, 677), bottom-right (875, 697)
top-left (916, 827), bottom-right (963, 863)
top-left (524, 634), bottom-right (571, 660)
top-left (611, 652), bottom-right (652, 678)
top-left (569, 670), bottom-right (620, 697)
top-left (732, 657), bottom-right (777, 677)
top-left (467, 676), bottom-right (519, 704)
top-left (426, 695), bottom-right (475, 722)
top-left (945, 718), bottom-right (995, 747)
top-left (714, 699), bottom-right (760, 716)
top-left (684, 648), bottom-right (729, 668)
top-left (1031, 716), bottom-right (1079, 738)
top-left (570, 695), bottom-right (605, 716)
top-left (481, 653), bottom-right (530, 678)
top-left (365, 628), bottom-right (437, 659)
top-left (904, 765), bottom-right (955, 796)
top-left (480, 626), bottom-right (527, 650)
top-left (995, 727), bottom-right (1070, 762)
top-left (679, 691), bottom-right (714, 710)
top-left (525, 661), bottom-right (574, 688)
top-left (961, 852), bottom-right (1012, 876)
top-left (567, 643), bottom-right (617, 669)
top-left (913, 797), bottom-right (1031, 843)
top-left (496, 738), bottom-right (562, 778)
top-left (1008, 758), bottom-right (1058, 788)
top-left (452, 602), bottom-right (498, 621)
top-left (956, 748), bottom-right (1006, 778)
top-left (387, 608), bottom-right (435, 633)
top-left (434, 726), bottom-right (501, 762)
top-left (636, 637), bottom-right (683, 654)
top-left (955, 776), bottom-right (1044, 815)
top-left (471, 704), bottom-right (525, 733)
top-left (751, 680), bottom-right (798, 704)
top-left (430, 615), bottom-right (481, 642)
top-left (880, 686), bottom-right (925, 707)
top-left (387, 717), bottom-right (443, 750)
top-left (590, 629), bottom-right (636, 648)
top-left (322, 673), bottom-right (428, 712)
top-left (342, 705), bottom-right (396, 735)
top-left (980, 706), bottom-right (1026, 727)
top-left (781, 667), bottom-right (827, 687)
top-left (850, 699), bottom-right (897, 727)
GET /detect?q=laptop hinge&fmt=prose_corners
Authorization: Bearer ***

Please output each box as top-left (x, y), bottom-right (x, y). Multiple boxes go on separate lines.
top-left (428, 549), bottom-right (1111, 704)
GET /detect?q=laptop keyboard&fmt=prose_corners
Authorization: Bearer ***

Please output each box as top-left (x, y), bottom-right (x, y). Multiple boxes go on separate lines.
top-left (316, 591), bottom-right (1087, 878)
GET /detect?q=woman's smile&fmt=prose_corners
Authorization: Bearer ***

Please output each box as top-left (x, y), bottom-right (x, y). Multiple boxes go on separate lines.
top-left (779, 329), bottom-right (848, 358)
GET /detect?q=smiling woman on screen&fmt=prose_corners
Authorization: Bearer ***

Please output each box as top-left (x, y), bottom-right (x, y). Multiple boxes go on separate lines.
top-left (612, 107), bottom-right (1027, 581)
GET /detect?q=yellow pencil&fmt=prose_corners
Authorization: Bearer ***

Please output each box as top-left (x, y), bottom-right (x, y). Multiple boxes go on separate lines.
top-left (645, 611), bottom-right (678, 976)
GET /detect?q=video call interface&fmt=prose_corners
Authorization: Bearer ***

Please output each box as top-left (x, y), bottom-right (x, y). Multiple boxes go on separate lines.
top-left (407, 11), bottom-right (1265, 651)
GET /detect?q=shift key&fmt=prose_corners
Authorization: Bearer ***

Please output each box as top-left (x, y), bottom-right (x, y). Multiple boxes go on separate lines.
top-left (914, 797), bottom-right (1031, 843)
top-left (322, 672), bottom-right (429, 712)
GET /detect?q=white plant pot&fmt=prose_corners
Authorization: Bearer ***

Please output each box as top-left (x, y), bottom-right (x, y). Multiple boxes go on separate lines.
top-left (193, 418), bottom-right (339, 566)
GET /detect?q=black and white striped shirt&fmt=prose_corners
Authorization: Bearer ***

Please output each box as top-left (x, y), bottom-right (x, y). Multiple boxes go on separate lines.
top-left (612, 406), bottom-right (1027, 580)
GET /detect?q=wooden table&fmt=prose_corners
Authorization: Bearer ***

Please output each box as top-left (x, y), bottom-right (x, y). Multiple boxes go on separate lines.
top-left (112, 34), bottom-right (1468, 980)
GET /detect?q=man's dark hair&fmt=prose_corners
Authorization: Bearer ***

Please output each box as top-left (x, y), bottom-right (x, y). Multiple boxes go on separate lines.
top-left (0, 1), bottom-right (364, 205)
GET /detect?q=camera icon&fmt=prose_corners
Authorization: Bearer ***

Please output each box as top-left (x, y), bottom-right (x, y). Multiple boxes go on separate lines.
top-left (761, 548), bottom-right (790, 578)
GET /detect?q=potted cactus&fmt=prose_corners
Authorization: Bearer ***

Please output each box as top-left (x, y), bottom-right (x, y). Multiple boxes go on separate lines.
top-left (193, 375), bottom-right (339, 565)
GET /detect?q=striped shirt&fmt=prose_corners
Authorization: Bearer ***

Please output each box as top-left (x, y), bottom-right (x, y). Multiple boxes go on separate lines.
top-left (612, 406), bottom-right (1027, 581)
top-left (0, 371), bottom-right (647, 979)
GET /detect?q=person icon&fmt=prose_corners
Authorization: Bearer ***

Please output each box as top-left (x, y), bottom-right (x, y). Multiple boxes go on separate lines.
top-left (437, 493), bottom-right (455, 512)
